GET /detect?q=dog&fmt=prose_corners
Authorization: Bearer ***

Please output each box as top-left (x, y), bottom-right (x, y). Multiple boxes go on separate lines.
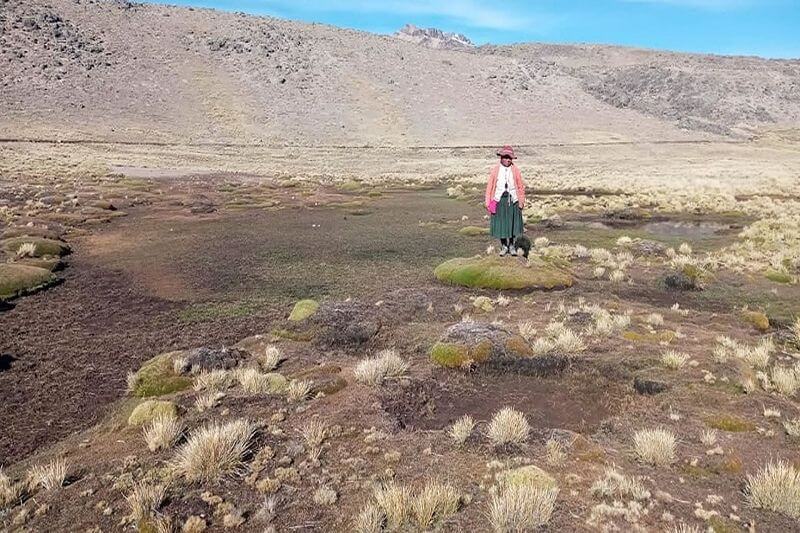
top-left (515, 234), bottom-right (532, 259)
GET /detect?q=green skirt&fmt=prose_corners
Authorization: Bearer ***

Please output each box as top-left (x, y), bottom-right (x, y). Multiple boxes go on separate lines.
top-left (490, 192), bottom-right (524, 239)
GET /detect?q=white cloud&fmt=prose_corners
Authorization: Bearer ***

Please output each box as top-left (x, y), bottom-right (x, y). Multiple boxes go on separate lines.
top-left (261, 0), bottom-right (548, 31)
top-left (621, 0), bottom-right (758, 9)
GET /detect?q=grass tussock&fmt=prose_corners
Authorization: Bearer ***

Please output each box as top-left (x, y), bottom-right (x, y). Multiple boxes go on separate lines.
top-left (517, 320), bottom-right (537, 340)
top-left (195, 391), bottom-right (224, 412)
top-left (235, 367), bottom-right (287, 394)
top-left (30, 457), bottom-right (67, 490)
top-left (661, 350), bottom-right (689, 370)
top-left (448, 415), bottom-right (475, 446)
top-left (746, 460), bottom-right (800, 519)
top-left (700, 429), bottom-right (718, 446)
top-left (173, 419), bottom-right (256, 482)
top-left (144, 415), bottom-right (184, 452)
top-left (353, 503), bottom-right (385, 533)
top-left (286, 379), bottom-right (313, 402)
top-left (374, 482), bottom-right (410, 529)
top-left (487, 484), bottom-right (558, 532)
top-left (125, 481), bottom-right (166, 523)
top-left (411, 481), bottom-right (460, 529)
top-left (354, 349), bottom-right (409, 385)
top-left (633, 428), bottom-right (676, 466)
top-left (545, 438), bottom-right (566, 466)
top-left (300, 419), bottom-right (327, 450)
top-left (0, 468), bottom-right (24, 509)
top-left (591, 468), bottom-right (651, 501)
top-left (771, 364), bottom-right (800, 396)
top-left (259, 344), bottom-right (283, 371)
top-left (193, 369), bottom-right (232, 392)
top-left (487, 407), bottom-right (530, 447)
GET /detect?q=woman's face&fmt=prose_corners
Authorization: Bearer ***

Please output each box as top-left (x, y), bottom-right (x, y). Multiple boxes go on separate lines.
top-left (500, 155), bottom-right (512, 167)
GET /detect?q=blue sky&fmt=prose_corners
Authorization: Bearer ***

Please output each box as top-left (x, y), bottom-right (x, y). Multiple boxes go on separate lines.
top-left (149, 0), bottom-right (800, 58)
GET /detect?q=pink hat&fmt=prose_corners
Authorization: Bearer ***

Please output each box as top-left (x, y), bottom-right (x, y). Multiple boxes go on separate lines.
top-left (496, 145), bottom-right (516, 159)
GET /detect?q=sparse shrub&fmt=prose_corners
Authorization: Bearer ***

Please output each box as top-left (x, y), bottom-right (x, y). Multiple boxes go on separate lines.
top-left (487, 407), bottom-right (530, 447)
top-left (737, 337), bottom-right (774, 369)
top-left (746, 460), bottom-right (800, 519)
top-left (30, 458), bottom-right (67, 490)
top-left (286, 379), bottom-right (313, 402)
top-left (259, 345), bottom-right (283, 371)
top-left (616, 236), bottom-right (633, 247)
top-left (592, 310), bottom-right (630, 336)
top-left (173, 419), bottom-right (256, 482)
top-left (633, 428), bottom-right (676, 466)
top-left (173, 356), bottom-right (189, 375)
top-left (182, 515), bottom-right (207, 532)
top-left (530, 337), bottom-right (555, 356)
top-left (487, 484), bottom-right (558, 532)
top-left (591, 468), bottom-right (650, 500)
top-left (792, 317), bottom-right (800, 344)
top-left (354, 349), bottom-right (409, 385)
top-left (125, 481), bottom-right (166, 523)
top-left (533, 237), bottom-right (549, 248)
top-left (353, 503), bottom-right (385, 533)
top-left (193, 369), bottom-right (232, 392)
top-left (313, 485), bottom-right (338, 506)
top-left (678, 243), bottom-right (692, 255)
top-left (448, 415), bottom-right (475, 446)
top-left (144, 415), bottom-right (184, 452)
top-left (661, 350), bottom-right (689, 370)
top-left (411, 481), bottom-right (460, 529)
top-left (374, 482), bottom-right (410, 529)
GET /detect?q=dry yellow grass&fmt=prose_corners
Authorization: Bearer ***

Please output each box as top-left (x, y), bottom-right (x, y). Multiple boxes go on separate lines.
top-left (0, 468), bottom-right (24, 510)
top-left (125, 481), bottom-right (166, 523)
top-left (353, 503), bottom-right (385, 533)
top-left (411, 481), bottom-right (460, 529)
top-left (746, 460), bottom-right (800, 519)
top-left (374, 482), bottom-right (410, 529)
top-left (192, 369), bottom-right (232, 392)
top-left (259, 345), bottom-right (283, 371)
top-left (353, 349), bottom-right (409, 385)
top-left (30, 457), bottom-right (67, 490)
top-left (447, 415), bottom-right (475, 446)
top-left (661, 350), bottom-right (689, 370)
top-left (300, 419), bottom-right (327, 450)
top-left (591, 468), bottom-right (650, 500)
top-left (633, 428), bottom-right (676, 466)
top-left (286, 379), bottom-right (313, 402)
top-left (487, 484), bottom-right (558, 532)
top-left (173, 419), bottom-right (256, 482)
top-left (487, 407), bottom-right (530, 447)
top-left (144, 415), bottom-right (184, 452)
top-left (771, 365), bottom-right (800, 396)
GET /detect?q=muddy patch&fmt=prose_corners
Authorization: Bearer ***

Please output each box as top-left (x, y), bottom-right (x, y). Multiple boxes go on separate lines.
top-left (383, 369), bottom-right (628, 435)
top-left (641, 220), bottom-right (734, 238)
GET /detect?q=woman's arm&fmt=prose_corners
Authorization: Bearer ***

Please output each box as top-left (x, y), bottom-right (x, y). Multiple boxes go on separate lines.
top-left (514, 167), bottom-right (526, 208)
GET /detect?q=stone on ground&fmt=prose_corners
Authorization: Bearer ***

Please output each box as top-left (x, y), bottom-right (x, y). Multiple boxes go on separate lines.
top-left (434, 255), bottom-right (572, 290)
top-left (430, 321), bottom-right (534, 368)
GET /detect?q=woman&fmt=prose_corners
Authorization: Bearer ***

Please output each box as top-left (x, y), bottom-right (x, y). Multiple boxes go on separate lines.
top-left (485, 145), bottom-right (526, 256)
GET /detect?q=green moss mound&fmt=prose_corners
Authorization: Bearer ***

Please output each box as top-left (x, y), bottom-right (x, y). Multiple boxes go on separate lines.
top-left (129, 352), bottom-right (193, 398)
top-left (14, 257), bottom-right (62, 271)
top-left (1, 236), bottom-right (70, 257)
top-left (288, 299), bottom-right (320, 321)
top-left (496, 465), bottom-right (557, 489)
top-left (127, 400), bottom-right (178, 426)
top-left (741, 310), bottom-right (770, 332)
top-left (458, 226), bottom-right (489, 236)
top-left (430, 340), bottom-right (492, 368)
top-left (434, 256), bottom-right (572, 290)
top-left (765, 270), bottom-right (793, 284)
top-left (0, 263), bottom-right (56, 300)
top-left (706, 414), bottom-right (755, 432)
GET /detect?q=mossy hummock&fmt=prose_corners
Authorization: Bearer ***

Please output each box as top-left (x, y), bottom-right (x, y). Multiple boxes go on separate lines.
top-left (434, 255), bottom-right (573, 290)
top-left (1, 236), bottom-right (71, 257)
top-left (288, 299), bottom-right (320, 321)
top-left (129, 352), bottom-right (193, 397)
top-left (0, 263), bottom-right (57, 300)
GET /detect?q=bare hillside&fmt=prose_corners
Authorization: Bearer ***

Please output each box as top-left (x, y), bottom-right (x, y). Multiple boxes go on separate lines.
top-left (1, 0), bottom-right (799, 145)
